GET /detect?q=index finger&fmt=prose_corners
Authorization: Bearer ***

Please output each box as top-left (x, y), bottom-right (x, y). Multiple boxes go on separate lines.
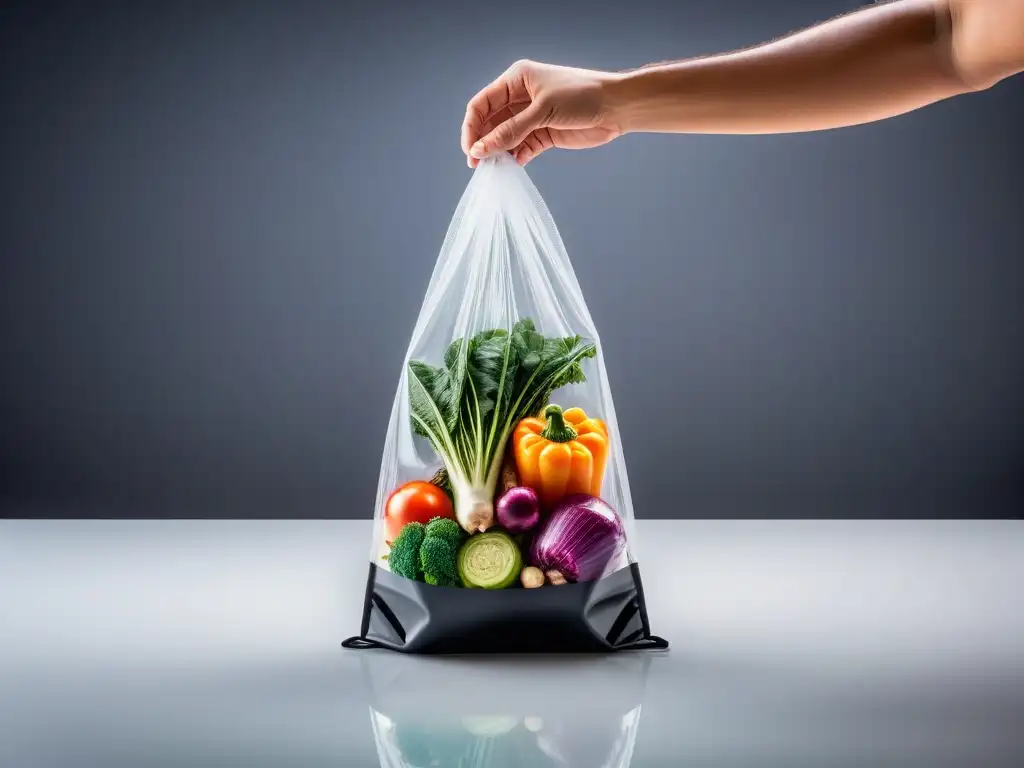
top-left (461, 72), bottom-right (516, 156)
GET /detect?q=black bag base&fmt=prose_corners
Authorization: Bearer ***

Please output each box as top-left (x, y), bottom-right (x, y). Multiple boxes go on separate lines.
top-left (342, 560), bottom-right (668, 654)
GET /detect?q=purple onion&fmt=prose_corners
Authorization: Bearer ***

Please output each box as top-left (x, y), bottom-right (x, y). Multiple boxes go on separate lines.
top-left (495, 486), bottom-right (541, 533)
top-left (529, 494), bottom-right (626, 583)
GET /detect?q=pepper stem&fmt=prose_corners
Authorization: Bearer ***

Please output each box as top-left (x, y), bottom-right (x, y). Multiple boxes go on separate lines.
top-left (540, 404), bottom-right (577, 443)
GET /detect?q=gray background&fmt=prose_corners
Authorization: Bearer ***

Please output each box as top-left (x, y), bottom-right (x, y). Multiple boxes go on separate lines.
top-left (2, 0), bottom-right (1021, 519)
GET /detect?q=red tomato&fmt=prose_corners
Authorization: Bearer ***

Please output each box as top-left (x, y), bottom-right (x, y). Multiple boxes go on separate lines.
top-left (384, 481), bottom-right (454, 542)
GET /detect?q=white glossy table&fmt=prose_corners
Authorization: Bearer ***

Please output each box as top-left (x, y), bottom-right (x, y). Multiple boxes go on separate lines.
top-left (1, 519), bottom-right (1022, 766)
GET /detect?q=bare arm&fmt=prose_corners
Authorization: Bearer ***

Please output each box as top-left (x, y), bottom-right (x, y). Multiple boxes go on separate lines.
top-left (606, 0), bottom-right (1024, 135)
top-left (461, 0), bottom-right (1024, 163)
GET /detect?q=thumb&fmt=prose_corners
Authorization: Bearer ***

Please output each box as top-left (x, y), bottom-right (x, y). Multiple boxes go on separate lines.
top-left (470, 101), bottom-right (545, 158)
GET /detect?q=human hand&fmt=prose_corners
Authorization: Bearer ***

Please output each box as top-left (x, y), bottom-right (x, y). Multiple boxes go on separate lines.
top-left (460, 59), bottom-right (624, 167)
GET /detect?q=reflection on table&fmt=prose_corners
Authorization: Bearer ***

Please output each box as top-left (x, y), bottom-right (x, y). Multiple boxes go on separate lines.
top-left (357, 652), bottom-right (653, 768)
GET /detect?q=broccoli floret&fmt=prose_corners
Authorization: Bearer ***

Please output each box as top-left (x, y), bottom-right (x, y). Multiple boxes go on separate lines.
top-left (388, 522), bottom-right (426, 580)
top-left (420, 536), bottom-right (460, 587)
top-left (422, 517), bottom-right (463, 587)
top-left (389, 517), bottom-right (462, 585)
top-left (424, 516), bottom-right (462, 544)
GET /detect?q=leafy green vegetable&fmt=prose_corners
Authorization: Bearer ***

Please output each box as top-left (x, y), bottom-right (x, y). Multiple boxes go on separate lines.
top-left (408, 318), bottom-right (596, 533)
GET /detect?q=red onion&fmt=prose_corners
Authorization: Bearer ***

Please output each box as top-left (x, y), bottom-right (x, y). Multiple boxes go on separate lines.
top-left (495, 486), bottom-right (540, 533)
top-left (529, 494), bottom-right (626, 583)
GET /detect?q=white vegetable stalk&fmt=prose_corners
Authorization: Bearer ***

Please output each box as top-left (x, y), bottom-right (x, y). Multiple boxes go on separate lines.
top-left (453, 481), bottom-right (494, 534)
top-left (448, 439), bottom-right (508, 533)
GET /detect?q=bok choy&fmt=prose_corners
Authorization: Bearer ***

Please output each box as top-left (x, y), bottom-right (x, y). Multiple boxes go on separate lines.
top-left (408, 318), bottom-right (596, 533)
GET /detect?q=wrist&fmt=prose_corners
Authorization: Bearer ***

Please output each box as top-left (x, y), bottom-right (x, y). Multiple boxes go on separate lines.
top-left (599, 71), bottom-right (636, 136)
top-left (600, 66), bottom-right (682, 135)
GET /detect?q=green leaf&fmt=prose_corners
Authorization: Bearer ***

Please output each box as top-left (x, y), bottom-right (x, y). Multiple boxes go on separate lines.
top-left (407, 318), bottom-right (597, 522)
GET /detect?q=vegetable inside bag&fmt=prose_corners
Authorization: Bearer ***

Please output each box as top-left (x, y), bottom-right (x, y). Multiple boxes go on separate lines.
top-left (342, 152), bottom-right (667, 654)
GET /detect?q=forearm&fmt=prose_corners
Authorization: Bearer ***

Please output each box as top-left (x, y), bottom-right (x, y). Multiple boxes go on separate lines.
top-left (606, 0), bottom-right (1012, 136)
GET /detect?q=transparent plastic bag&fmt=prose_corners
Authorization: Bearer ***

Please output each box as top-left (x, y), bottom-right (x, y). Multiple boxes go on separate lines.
top-left (343, 152), bottom-right (667, 654)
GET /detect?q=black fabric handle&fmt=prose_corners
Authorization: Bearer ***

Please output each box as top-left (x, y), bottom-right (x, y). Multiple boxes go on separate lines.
top-left (617, 634), bottom-right (670, 651)
top-left (341, 636), bottom-right (382, 650)
top-left (341, 634), bottom-right (669, 651)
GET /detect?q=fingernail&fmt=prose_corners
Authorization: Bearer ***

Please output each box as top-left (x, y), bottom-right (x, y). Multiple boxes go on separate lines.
top-left (470, 141), bottom-right (485, 158)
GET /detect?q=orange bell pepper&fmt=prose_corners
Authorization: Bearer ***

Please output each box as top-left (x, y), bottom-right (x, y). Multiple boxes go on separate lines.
top-left (512, 404), bottom-right (609, 508)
